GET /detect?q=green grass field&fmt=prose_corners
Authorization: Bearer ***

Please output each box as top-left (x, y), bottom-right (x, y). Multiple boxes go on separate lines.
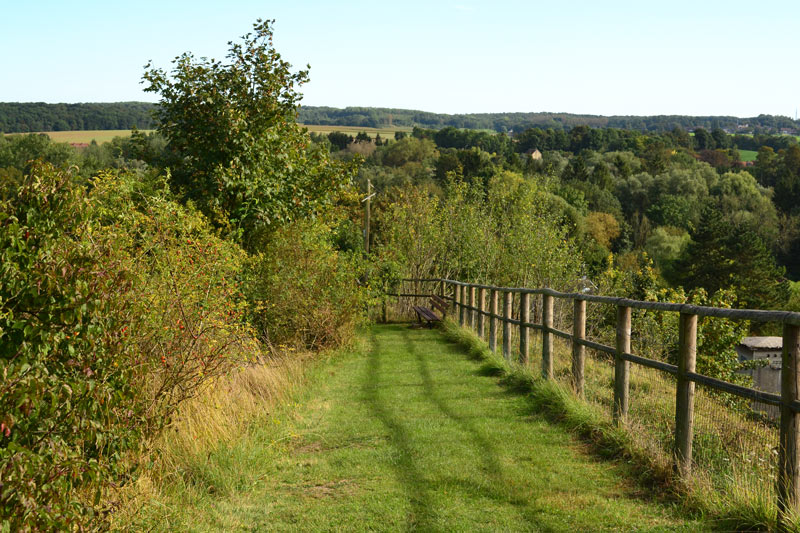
top-left (120, 324), bottom-right (706, 531)
top-left (739, 149), bottom-right (758, 162)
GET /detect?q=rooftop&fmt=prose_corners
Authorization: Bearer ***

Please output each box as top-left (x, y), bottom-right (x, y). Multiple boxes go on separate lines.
top-left (739, 336), bottom-right (783, 350)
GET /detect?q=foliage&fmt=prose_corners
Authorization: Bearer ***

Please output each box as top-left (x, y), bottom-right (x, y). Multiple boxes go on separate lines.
top-left (246, 220), bottom-right (367, 350)
top-left (375, 172), bottom-right (580, 293)
top-left (0, 164), bottom-right (255, 529)
top-left (0, 102), bottom-right (156, 133)
top-left (0, 132), bottom-right (76, 173)
top-left (673, 206), bottom-right (789, 310)
top-left (585, 211), bottom-right (620, 249)
top-left (0, 163), bottom-right (135, 529)
top-left (691, 289), bottom-right (752, 392)
top-left (295, 105), bottom-right (800, 135)
top-left (142, 19), bottom-right (355, 248)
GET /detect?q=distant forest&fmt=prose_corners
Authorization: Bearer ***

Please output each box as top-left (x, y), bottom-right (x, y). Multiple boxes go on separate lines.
top-left (1, 102), bottom-right (798, 135)
top-left (298, 107), bottom-right (800, 134)
top-left (0, 102), bottom-right (157, 132)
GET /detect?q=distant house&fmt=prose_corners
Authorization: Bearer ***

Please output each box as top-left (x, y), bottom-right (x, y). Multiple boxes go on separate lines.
top-left (69, 142), bottom-right (90, 149)
top-left (737, 336), bottom-right (782, 416)
top-left (736, 337), bottom-right (783, 417)
top-left (524, 148), bottom-right (542, 161)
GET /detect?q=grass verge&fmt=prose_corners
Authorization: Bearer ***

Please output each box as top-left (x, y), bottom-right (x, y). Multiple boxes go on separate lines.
top-left (441, 319), bottom-right (796, 532)
top-left (110, 351), bottom-right (309, 530)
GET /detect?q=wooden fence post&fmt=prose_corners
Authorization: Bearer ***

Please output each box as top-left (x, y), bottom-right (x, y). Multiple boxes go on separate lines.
top-left (520, 292), bottom-right (530, 365)
top-left (502, 291), bottom-right (512, 362)
top-left (613, 305), bottom-right (631, 424)
top-left (572, 298), bottom-right (586, 397)
top-left (468, 285), bottom-right (476, 330)
top-left (778, 324), bottom-right (800, 528)
top-left (458, 285), bottom-right (466, 327)
top-left (675, 312), bottom-right (698, 478)
top-left (489, 289), bottom-right (498, 353)
top-left (542, 294), bottom-right (554, 379)
top-left (477, 287), bottom-right (486, 339)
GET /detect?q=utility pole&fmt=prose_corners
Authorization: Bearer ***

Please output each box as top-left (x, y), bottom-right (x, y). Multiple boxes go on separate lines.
top-left (362, 179), bottom-right (375, 254)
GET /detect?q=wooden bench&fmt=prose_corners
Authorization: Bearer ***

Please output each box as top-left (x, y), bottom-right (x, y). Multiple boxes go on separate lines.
top-left (412, 294), bottom-right (448, 327)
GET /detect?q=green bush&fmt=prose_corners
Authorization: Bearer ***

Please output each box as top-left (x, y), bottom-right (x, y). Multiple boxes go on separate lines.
top-left (0, 164), bottom-right (256, 529)
top-left (0, 163), bottom-right (136, 529)
top-left (246, 220), bottom-right (366, 350)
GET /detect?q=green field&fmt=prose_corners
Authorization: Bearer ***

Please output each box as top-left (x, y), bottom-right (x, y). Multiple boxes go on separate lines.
top-left (739, 149), bottom-right (758, 162)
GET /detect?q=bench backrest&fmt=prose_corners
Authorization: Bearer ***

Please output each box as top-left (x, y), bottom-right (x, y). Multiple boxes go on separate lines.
top-left (430, 294), bottom-right (448, 318)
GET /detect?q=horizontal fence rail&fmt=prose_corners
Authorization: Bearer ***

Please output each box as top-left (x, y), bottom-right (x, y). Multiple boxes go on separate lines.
top-left (406, 278), bottom-right (800, 325)
top-left (391, 277), bottom-right (800, 528)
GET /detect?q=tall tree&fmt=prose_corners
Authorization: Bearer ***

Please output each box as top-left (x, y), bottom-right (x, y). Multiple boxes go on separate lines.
top-left (673, 206), bottom-right (788, 309)
top-left (142, 19), bottom-right (354, 248)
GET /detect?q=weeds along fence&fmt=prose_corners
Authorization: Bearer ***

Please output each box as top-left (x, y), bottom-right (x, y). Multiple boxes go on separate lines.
top-left (391, 278), bottom-right (800, 528)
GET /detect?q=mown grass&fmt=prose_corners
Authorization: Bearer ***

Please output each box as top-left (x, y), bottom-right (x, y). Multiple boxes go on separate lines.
top-left (740, 149), bottom-right (758, 162)
top-left (441, 320), bottom-right (798, 532)
top-left (118, 324), bottom-right (708, 531)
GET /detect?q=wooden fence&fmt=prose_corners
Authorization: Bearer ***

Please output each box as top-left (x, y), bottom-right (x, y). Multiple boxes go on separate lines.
top-left (396, 278), bottom-right (800, 529)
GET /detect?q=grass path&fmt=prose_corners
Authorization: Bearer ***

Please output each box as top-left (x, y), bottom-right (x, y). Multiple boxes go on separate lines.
top-left (127, 324), bottom-right (708, 531)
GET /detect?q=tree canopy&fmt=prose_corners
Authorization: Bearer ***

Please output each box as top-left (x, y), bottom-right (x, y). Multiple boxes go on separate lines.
top-left (142, 19), bottom-right (354, 248)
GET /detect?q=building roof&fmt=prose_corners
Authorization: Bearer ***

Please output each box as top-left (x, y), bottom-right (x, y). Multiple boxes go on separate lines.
top-left (739, 336), bottom-right (783, 350)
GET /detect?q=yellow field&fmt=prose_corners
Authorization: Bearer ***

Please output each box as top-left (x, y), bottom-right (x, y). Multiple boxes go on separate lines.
top-left (300, 124), bottom-right (413, 138)
top-left (7, 125), bottom-right (411, 144)
top-left (3, 130), bottom-right (153, 144)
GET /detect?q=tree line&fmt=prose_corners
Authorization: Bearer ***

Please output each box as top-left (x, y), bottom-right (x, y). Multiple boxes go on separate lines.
top-left (298, 106), bottom-right (799, 134)
top-left (0, 102), bottom-right (157, 132)
top-left (317, 119), bottom-right (800, 317)
top-left (2, 101), bottom-right (799, 135)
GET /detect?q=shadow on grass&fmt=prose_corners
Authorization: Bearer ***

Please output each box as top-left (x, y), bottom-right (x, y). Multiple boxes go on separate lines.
top-left (399, 327), bottom-right (559, 531)
top-left (362, 328), bottom-right (434, 531)
top-left (439, 324), bottom-right (747, 532)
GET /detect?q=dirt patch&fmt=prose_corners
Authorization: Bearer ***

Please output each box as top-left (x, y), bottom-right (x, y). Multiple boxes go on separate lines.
top-left (294, 441), bottom-right (324, 454)
top-left (304, 479), bottom-right (353, 499)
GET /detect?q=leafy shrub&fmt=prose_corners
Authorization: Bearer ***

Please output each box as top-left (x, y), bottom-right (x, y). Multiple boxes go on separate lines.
top-left (0, 163), bottom-right (136, 529)
top-left (90, 170), bottom-right (256, 430)
top-left (0, 164), bottom-right (256, 529)
top-left (246, 220), bottom-right (366, 350)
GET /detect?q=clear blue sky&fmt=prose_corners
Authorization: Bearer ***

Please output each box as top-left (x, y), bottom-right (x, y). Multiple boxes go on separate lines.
top-left (1, 0), bottom-right (798, 118)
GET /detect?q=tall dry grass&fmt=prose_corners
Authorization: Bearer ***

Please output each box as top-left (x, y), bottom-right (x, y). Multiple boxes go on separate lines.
top-left (110, 351), bottom-right (307, 527)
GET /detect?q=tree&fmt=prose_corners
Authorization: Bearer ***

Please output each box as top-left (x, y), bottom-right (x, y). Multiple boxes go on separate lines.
top-left (673, 206), bottom-right (788, 310)
top-left (693, 128), bottom-right (714, 151)
top-left (328, 131), bottom-right (353, 151)
top-left (142, 19), bottom-right (354, 248)
top-left (585, 211), bottom-right (620, 249)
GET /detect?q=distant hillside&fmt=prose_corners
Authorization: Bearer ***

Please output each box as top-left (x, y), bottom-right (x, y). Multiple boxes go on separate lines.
top-left (0, 102), bottom-right (156, 133)
top-left (297, 106), bottom-right (800, 134)
top-left (1, 102), bottom-right (797, 135)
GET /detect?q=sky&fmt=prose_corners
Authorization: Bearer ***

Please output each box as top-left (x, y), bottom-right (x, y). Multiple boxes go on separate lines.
top-left (1, 0), bottom-right (798, 118)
